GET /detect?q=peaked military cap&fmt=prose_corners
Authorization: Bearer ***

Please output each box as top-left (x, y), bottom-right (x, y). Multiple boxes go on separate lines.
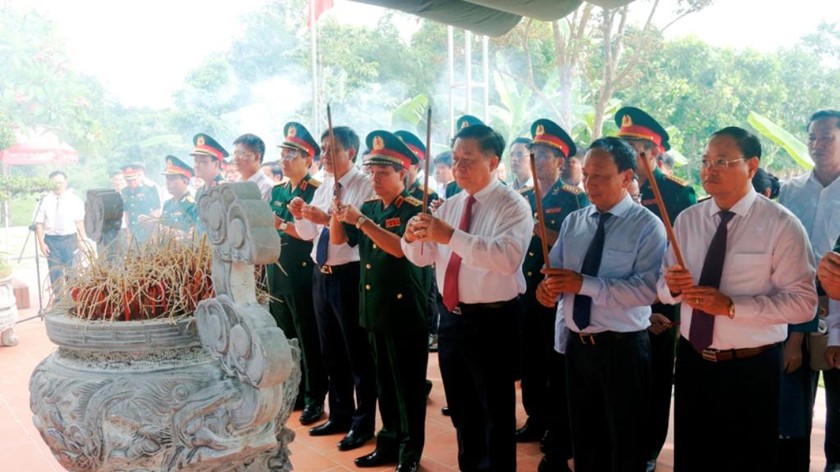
top-left (280, 122), bottom-right (320, 158)
top-left (530, 118), bottom-right (577, 159)
top-left (394, 130), bottom-right (426, 162)
top-left (615, 107), bottom-right (671, 152)
top-left (161, 155), bottom-right (194, 179)
top-left (121, 163), bottom-right (143, 180)
top-left (456, 114), bottom-right (485, 131)
top-left (364, 130), bottom-right (418, 169)
top-left (190, 133), bottom-right (229, 162)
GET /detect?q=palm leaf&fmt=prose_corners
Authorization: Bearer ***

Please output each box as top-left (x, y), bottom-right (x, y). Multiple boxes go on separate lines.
top-left (747, 111), bottom-right (813, 169)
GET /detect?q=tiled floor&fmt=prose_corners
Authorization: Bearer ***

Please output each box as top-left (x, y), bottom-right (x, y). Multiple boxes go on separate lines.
top-left (0, 234), bottom-right (830, 471)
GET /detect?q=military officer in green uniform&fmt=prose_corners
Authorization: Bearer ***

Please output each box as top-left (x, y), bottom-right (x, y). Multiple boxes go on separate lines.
top-left (121, 163), bottom-right (161, 245)
top-left (190, 133), bottom-right (228, 201)
top-left (517, 119), bottom-right (589, 472)
top-left (159, 156), bottom-right (197, 234)
top-left (267, 122), bottom-right (329, 426)
top-left (615, 106), bottom-right (697, 472)
top-left (335, 130), bottom-right (429, 472)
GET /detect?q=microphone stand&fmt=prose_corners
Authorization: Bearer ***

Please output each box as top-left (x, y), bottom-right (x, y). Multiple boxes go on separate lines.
top-left (16, 194), bottom-right (47, 322)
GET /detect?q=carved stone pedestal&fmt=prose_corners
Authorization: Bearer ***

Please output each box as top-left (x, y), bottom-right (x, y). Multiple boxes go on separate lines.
top-left (29, 182), bottom-right (299, 471)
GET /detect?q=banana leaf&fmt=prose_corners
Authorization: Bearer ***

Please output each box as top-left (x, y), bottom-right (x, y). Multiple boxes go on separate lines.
top-left (747, 111), bottom-right (813, 170)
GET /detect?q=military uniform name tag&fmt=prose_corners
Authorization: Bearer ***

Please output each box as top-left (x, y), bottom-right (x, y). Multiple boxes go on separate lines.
top-left (385, 217), bottom-right (401, 228)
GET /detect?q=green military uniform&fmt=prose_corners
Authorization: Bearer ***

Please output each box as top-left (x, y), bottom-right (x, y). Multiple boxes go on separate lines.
top-left (445, 180), bottom-right (462, 199)
top-left (267, 122), bottom-right (328, 420)
top-left (121, 184), bottom-right (160, 244)
top-left (160, 156), bottom-right (198, 233)
top-left (357, 130), bottom-right (429, 466)
top-left (266, 174), bottom-right (328, 410)
top-left (161, 193), bottom-right (197, 232)
top-left (407, 179), bottom-right (438, 210)
top-left (616, 106), bottom-right (697, 465)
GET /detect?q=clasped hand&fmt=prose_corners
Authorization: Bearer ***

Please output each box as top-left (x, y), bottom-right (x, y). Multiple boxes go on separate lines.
top-left (405, 213), bottom-right (454, 244)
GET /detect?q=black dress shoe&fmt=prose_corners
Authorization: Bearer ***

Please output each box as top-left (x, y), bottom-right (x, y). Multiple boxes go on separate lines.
top-left (337, 429), bottom-right (373, 451)
top-left (309, 419), bottom-right (351, 437)
top-left (441, 406), bottom-right (450, 416)
top-left (354, 448), bottom-right (398, 467)
top-left (515, 419), bottom-right (546, 443)
top-left (538, 456), bottom-right (572, 472)
top-left (299, 404), bottom-right (324, 425)
top-left (396, 460), bottom-right (419, 472)
top-left (293, 395), bottom-right (305, 411)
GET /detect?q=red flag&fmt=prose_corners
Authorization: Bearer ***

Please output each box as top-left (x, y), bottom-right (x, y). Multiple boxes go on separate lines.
top-left (307, 0), bottom-right (334, 27)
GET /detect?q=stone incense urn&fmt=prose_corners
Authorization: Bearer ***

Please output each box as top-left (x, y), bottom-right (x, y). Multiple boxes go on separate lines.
top-left (29, 182), bottom-right (301, 471)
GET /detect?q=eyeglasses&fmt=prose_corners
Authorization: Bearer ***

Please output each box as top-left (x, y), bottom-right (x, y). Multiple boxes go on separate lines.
top-left (280, 150), bottom-right (301, 161)
top-left (699, 158), bottom-right (746, 169)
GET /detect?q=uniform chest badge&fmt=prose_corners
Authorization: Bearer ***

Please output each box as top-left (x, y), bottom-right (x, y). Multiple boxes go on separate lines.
top-left (545, 207), bottom-right (562, 214)
top-left (385, 217), bottom-right (401, 228)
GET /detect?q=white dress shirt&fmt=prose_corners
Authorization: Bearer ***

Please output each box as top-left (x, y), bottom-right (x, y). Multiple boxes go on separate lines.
top-left (779, 170), bottom-right (840, 259)
top-left (296, 166), bottom-right (372, 266)
top-left (550, 193), bottom-right (667, 334)
top-left (34, 190), bottom-right (85, 236)
top-left (246, 171), bottom-right (274, 202)
top-left (657, 189), bottom-right (818, 349)
top-left (402, 178), bottom-right (532, 304)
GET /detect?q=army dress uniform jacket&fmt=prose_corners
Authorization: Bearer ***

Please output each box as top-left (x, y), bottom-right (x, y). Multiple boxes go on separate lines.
top-left (520, 180), bottom-right (589, 292)
top-left (358, 191), bottom-right (430, 334)
top-left (408, 179), bottom-right (439, 207)
top-left (122, 184), bottom-right (161, 239)
top-left (161, 192), bottom-right (197, 232)
top-left (640, 167), bottom-right (696, 225)
top-left (269, 175), bottom-right (320, 295)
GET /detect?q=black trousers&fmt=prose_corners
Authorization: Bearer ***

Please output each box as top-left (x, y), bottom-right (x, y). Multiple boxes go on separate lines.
top-left (543, 350), bottom-right (573, 464)
top-left (269, 286), bottom-right (328, 409)
top-left (518, 295), bottom-right (555, 427)
top-left (369, 328), bottom-right (428, 463)
top-left (438, 297), bottom-right (522, 472)
top-left (824, 368), bottom-right (840, 464)
top-left (566, 329), bottom-right (651, 472)
top-left (647, 321), bottom-right (678, 460)
top-left (312, 263), bottom-right (376, 434)
top-left (674, 338), bottom-right (781, 472)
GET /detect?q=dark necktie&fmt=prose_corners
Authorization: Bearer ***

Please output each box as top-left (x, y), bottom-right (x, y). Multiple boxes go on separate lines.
top-left (572, 212), bottom-right (612, 330)
top-left (315, 181), bottom-right (341, 266)
top-left (689, 210), bottom-right (735, 352)
top-left (442, 195), bottom-right (476, 312)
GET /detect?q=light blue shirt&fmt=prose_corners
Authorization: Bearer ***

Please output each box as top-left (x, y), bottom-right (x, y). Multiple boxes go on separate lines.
top-left (550, 193), bottom-right (666, 335)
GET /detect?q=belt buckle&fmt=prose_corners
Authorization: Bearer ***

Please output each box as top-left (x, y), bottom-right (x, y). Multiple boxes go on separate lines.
top-left (452, 306), bottom-right (462, 315)
top-left (579, 333), bottom-right (596, 345)
top-left (701, 348), bottom-right (719, 362)
top-left (319, 265), bottom-right (333, 275)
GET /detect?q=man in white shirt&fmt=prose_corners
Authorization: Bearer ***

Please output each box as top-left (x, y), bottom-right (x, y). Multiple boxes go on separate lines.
top-left (777, 109), bottom-right (840, 471)
top-left (34, 171), bottom-right (87, 287)
top-left (233, 133), bottom-right (273, 202)
top-left (659, 127), bottom-right (817, 471)
top-left (508, 137), bottom-right (533, 191)
top-left (403, 124), bottom-right (532, 471)
top-left (289, 126), bottom-right (376, 452)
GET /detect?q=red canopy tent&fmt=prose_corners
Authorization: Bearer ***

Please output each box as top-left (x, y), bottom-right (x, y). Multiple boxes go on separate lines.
top-left (0, 128), bottom-right (79, 169)
top-left (0, 128), bottom-right (80, 241)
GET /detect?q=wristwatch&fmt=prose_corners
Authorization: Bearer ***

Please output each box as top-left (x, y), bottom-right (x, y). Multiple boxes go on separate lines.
top-left (727, 300), bottom-right (736, 319)
top-left (355, 215), bottom-right (368, 229)
top-left (279, 221), bottom-right (288, 232)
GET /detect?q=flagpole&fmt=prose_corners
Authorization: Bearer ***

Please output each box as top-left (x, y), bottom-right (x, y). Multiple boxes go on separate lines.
top-left (310, 0), bottom-right (320, 136)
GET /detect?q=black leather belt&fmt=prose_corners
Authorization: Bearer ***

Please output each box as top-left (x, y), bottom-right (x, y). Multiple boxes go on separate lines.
top-left (699, 343), bottom-right (777, 362)
top-left (316, 262), bottom-right (358, 275)
top-left (570, 329), bottom-right (645, 346)
top-left (452, 300), bottom-right (512, 315)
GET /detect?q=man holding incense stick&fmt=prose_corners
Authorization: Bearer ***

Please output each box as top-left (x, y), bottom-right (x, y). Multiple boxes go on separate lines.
top-left (515, 119), bottom-right (587, 472)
